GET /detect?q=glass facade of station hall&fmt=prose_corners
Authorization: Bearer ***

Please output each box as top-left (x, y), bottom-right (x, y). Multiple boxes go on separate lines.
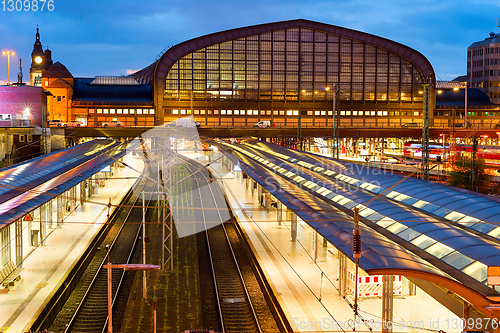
top-left (161, 25), bottom-right (428, 128)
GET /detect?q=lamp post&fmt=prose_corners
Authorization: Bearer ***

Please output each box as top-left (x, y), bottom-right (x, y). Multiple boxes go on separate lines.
top-left (104, 263), bottom-right (160, 333)
top-left (454, 83), bottom-right (468, 128)
top-left (2, 51), bottom-right (15, 85)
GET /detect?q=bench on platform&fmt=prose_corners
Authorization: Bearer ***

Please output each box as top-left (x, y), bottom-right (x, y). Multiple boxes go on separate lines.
top-left (0, 261), bottom-right (23, 291)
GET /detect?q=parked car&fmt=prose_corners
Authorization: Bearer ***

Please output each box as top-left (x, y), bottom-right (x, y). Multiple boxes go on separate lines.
top-left (101, 120), bottom-right (123, 128)
top-left (254, 120), bottom-right (271, 128)
top-left (66, 120), bottom-right (84, 127)
top-left (166, 118), bottom-right (200, 128)
top-left (401, 122), bottom-right (418, 128)
top-left (49, 119), bottom-right (66, 127)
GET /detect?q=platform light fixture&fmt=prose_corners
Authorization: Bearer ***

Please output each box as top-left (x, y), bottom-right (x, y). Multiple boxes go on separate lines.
top-left (2, 50), bottom-right (15, 85)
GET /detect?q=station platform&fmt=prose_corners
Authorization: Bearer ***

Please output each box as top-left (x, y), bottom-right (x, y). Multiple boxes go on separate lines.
top-left (0, 153), bottom-right (144, 333)
top-left (181, 150), bottom-right (462, 333)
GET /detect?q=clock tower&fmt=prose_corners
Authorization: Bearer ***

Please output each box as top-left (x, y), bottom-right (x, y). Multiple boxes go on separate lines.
top-left (30, 26), bottom-right (45, 86)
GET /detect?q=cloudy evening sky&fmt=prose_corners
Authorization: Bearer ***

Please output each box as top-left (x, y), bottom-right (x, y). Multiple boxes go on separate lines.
top-left (0, 0), bottom-right (499, 83)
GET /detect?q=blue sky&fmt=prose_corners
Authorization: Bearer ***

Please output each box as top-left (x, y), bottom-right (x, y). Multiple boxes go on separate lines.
top-left (0, 0), bottom-right (499, 83)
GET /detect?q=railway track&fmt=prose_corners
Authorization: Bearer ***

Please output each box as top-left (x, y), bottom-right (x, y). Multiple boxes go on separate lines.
top-left (44, 158), bottom-right (158, 333)
top-left (179, 155), bottom-right (283, 332)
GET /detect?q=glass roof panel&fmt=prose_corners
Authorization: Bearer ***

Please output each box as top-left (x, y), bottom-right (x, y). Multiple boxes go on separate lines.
top-left (444, 211), bottom-right (466, 222)
top-left (394, 194), bottom-right (410, 202)
top-left (471, 223), bottom-right (496, 234)
top-left (488, 227), bottom-right (500, 239)
top-left (413, 200), bottom-right (430, 208)
top-left (401, 197), bottom-right (419, 205)
top-left (386, 191), bottom-right (400, 199)
top-left (359, 207), bottom-right (376, 217)
top-left (386, 222), bottom-right (408, 234)
top-left (425, 242), bottom-right (455, 259)
top-left (397, 228), bottom-right (421, 241)
top-left (376, 217), bottom-right (396, 228)
top-left (442, 251), bottom-right (474, 269)
top-left (431, 207), bottom-right (452, 217)
top-left (420, 204), bottom-right (440, 213)
top-left (462, 261), bottom-right (488, 283)
top-left (411, 234), bottom-right (437, 249)
top-left (338, 197), bottom-right (353, 206)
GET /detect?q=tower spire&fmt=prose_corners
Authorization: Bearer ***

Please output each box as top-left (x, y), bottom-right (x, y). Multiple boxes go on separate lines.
top-left (36, 24), bottom-right (40, 43)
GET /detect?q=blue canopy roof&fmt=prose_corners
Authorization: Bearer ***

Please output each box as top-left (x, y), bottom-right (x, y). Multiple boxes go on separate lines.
top-left (0, 139), bottom-right (136, 230)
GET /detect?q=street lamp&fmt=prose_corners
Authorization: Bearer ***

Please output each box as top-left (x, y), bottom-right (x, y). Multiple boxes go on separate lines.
top-left (104, 263), bottom-right (160, 333)
top-left (2, 51), bottom-right (15, 85)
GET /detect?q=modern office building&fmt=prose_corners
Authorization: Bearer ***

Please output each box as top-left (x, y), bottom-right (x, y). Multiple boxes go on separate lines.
top-left (468, 31), bottom-right (500, 104)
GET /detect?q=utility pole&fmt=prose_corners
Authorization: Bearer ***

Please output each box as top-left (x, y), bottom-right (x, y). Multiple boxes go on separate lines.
top-left (352, 207), bottom-right (362, 320)
top-left (421, 82), bottom-right (431, 180)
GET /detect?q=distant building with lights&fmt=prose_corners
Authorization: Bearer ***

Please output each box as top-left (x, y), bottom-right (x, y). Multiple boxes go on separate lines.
top-left (468, 31), bottom-right (500, 104)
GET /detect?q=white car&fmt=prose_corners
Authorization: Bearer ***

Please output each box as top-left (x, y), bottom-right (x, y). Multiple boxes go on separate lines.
top-left (101, 120), bottom-right (123, 128)
top-left (49, 119), bottom-right (66, 127)
top-left (254, 120), bottom-right (271, 128)
top-left (66, 120), bottom-right (84, 127)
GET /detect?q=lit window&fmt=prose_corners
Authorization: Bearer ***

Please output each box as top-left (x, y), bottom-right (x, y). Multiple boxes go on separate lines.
top-left (123, 109), bottom-right (129, 114)
top-left (143, 109), bottom-right (149, 114)
top-left (110, 109), bottom-right (115, 114)
top-left (117, 109), bottom-right (123, 114)
top-left (104, 109), bottom-right (109, 114)
top-left (253, 110), bottom-right (258, 115)
top-left (137, 109), bottom-right (143, 114)
top-left (180, 109), bottom-right (185, 115)
top-left (97, 109), bottom-right (103, 114)
top-left (286, 110), bottom-right (293, 115)
top-left (221, 110), bottom-right (227, 115)
top-left (173, 109), bottom-right (179, 114)
top-left (150, 109), bottom-right (155, 114)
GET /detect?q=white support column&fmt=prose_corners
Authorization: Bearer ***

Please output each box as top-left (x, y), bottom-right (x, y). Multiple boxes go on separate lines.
top-left (80, 180), bottom-right (86, 206)
top-left (70, 186), bottom-right (76, 213)
top-left (88, 176), bottom-right (93, 198)
top-left (48, 199), bottom-right (54, 229)
top-left (40, 203), bottom-right (46, 246)
top-left (277, 201), bottom-right (282, 226)
top-left (15, 218), bottom-right (22, 266)
top-left (382, 275), bottom-right (394, 333)
top-left (289, 209), bottom-right (297, 242)
top-left (57, 195), bottom-right (63, 227)
top-left (311, 230), bottom-right (318, 262)
top-left (408, 278), bottom-right (416, 296)
top-left (338, 251), bottom-right (347, 296)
